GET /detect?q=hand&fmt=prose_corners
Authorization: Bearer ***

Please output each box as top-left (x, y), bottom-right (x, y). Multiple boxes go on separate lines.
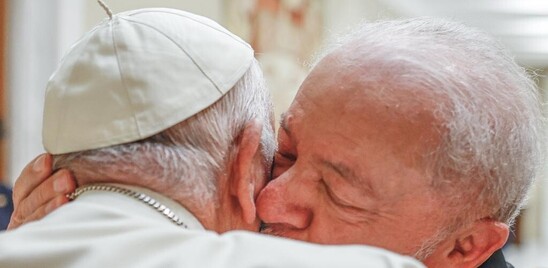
top-left (7, 154), bottom-right (76, 230)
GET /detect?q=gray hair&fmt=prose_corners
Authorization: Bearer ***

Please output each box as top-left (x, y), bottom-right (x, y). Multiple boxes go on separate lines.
top-left (53, 59), bottom-right (276, 208)
top-left (315, 17), bottom-right (545, 234)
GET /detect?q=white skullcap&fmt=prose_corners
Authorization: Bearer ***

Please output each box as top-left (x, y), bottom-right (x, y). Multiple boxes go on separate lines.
top-left (43, 8), bottom-right (254, 154)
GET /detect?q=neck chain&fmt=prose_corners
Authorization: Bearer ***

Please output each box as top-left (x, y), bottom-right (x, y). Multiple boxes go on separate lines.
top-left (67, 184), bottom-right (188, 228)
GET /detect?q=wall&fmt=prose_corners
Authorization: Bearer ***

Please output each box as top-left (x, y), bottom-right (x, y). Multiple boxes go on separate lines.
top-left (540, 70), bottom-right (548, 245)
top-left (6, 0), bottom-right (81, 184)
top-left (83, 0), bottom-right (222, 30)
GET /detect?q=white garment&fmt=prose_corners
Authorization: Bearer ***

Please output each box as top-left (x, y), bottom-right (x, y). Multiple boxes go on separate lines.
top-left (0, 185), bottom-right (424, 268)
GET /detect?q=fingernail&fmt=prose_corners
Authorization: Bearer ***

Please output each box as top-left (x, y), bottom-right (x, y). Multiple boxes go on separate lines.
top-left (33, 155), bottom-right (46, 172)
top-left (53, 177), bottom-right (67, 193)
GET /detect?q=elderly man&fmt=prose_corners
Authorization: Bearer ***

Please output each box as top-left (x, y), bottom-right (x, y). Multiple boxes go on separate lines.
top-left (0, 7), bottom-right (422, 268)
top-left (255, 19), bottom-right (542, 267)
top-left (8, 16), bottom-right (543, 268)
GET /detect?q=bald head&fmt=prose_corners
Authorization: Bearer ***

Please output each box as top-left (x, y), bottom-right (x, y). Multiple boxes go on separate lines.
top-left (317, 17), bottom-right (545, 225)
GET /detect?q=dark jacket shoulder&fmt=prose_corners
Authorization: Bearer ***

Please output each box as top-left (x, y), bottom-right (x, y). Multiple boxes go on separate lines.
top-left (479, 249), bottom-right (514, 268)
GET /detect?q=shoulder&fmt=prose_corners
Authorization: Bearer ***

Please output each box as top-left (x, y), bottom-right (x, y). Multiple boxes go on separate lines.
top-left (213, 230), bottom-right (425, 268)
top-left (479, 249), bottom-right (513, 268)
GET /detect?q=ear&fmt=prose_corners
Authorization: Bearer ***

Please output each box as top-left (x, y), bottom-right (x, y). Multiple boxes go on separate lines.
top-left (439, 220), bottom-right (509, 268)
top-left (230, 119), bottom-right (264, 225)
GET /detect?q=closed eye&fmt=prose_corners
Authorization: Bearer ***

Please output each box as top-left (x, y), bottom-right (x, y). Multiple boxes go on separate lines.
top-left (279, 152), bottom-right (296, 162)
top-left (321, 179), bottom-right (363, 212)
top-left (272, 152), bottom-right (295, 179)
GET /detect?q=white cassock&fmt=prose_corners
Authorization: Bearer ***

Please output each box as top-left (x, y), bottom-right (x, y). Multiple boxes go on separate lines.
top-left (0, 184), bottom-right (424, 268)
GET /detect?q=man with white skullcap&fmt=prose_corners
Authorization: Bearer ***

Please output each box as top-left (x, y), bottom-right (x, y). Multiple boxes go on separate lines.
top-left (0, 6), bottom-right (423, 268)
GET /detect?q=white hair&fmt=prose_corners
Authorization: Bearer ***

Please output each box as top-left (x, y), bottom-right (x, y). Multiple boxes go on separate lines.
top-left (53, 59), bottom-right (276, 208)
top-left (314, 17), bottom-right (545, 257)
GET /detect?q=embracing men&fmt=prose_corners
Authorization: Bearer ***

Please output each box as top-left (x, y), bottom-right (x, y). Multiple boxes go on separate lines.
top-left (2, 5), bottom-right (544, 268)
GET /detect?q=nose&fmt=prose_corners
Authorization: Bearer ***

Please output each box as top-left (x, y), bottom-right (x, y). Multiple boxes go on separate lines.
top-left (256, 173), bottom-right (313, 230)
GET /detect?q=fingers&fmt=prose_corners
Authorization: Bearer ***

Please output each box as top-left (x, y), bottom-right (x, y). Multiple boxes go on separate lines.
top-left (12, 154), bottom-right (54, 207)
top-left (12, 169), bottom-right (76, 226)
top-left (8, 153), bottom-right (77, 230)
top-left (8, 195), bottom-right (70, 230)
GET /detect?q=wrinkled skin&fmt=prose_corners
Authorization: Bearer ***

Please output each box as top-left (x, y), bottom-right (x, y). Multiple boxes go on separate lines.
top-left (8, 154), bottom-right (75, 230)
top-left (256, 52), bottom-right (449, 258)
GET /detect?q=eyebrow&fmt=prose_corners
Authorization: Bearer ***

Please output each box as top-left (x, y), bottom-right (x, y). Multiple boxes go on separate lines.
top-left (322, 160), bottom-right (359, 184)
top-left (321, 159), bottom-right (376, 198)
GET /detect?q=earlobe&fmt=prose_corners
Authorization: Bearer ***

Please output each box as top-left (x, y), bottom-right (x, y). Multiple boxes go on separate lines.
top-left (231, 119), bottom-right (263, 225)
top-left (240, 183), bottom-right (256, 224)
top-left (446, 220), bottom-right (509, 267)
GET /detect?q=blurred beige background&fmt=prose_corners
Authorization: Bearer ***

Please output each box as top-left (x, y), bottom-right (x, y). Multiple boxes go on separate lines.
top-left (1, 0), bottom-right (547, 265)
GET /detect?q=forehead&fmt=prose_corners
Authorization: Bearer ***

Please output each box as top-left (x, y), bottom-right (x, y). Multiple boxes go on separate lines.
top-left (282, 56), bottom-right (442, 189)
top-left (289, 56), bottom-right (440, 143)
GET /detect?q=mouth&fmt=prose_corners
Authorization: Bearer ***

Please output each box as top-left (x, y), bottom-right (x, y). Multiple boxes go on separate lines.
top-left (259, 223), bottom-right (282, 237)
top-left (259, 222), bottom-right (298, 238)
top-left (259, 222), bottom-right (268, 232)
